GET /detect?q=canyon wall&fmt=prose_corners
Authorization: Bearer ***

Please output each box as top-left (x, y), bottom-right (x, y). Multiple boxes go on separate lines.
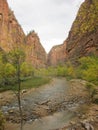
top-left (48, 0), bottom-right (98, 66)
top-left (0, 0), bottom-right (47, 68)
top-left (47, 42), bottom-right (66, 66)
top-left (66, 0), bottom-right (98, 63)
top-left (25, 31), bottom-right (47, 68)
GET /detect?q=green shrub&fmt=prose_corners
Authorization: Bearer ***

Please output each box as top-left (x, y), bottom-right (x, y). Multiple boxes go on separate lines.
top-left (86, 82), bottom-right (97, 101)
top-left (0, 111), bottom-right (5, 130)
top-left (78, 56), bottom-right (98, 84)
top-left (20, 62), bottom-right (34, 77)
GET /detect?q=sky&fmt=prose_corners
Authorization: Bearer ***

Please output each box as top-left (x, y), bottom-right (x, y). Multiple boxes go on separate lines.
top-left (7, 0), bottom-right (84, 53)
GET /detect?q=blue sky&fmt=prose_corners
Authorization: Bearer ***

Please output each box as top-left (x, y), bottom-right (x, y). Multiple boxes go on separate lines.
top-left (7, 0), bottom-right (84, 52)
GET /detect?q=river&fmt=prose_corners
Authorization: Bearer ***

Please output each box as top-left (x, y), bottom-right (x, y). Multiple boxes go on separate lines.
top-left (3, 78), bottom-right (80, 130)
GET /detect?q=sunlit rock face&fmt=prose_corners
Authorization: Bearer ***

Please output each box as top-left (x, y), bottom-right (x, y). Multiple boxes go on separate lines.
top-left (47, 42), bottom-right (67, 66)
top-left (0, 0), bottom-right (47, 68)
top-left (25, 31), bottom-right (47, 68)
top-left (0, 0), bottom-right (25, 51)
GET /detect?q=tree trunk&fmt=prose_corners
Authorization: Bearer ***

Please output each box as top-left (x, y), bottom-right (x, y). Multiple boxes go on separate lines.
top-left (17, 63), bottom-right (23, 130)
top-left (17, 92), bottom-right (23, 130)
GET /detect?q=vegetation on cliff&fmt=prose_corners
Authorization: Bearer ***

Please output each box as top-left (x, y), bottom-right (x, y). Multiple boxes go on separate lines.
top-left (71, 0), bottom-right (98, 37)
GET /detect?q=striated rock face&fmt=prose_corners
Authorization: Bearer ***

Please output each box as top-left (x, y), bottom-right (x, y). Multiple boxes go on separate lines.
top-left (66, 0), bottom-right (98, 63)
top-left (0, 0), bottom-right (25, 51)
top-left (0, 0), bottom-right (47, 68)
top-left (25, 31), bottom-right (47, 68)
top-left (47, 42), bottom-right (67, 66)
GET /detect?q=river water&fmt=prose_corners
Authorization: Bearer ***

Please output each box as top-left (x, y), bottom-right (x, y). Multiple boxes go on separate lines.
top-left (4, 78), bottom-right (77, 130)
top-left (22, 111), bottom-right (74, 130)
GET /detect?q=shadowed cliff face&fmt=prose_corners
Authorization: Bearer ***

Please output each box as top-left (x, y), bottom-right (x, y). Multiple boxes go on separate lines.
top-left (0, 0), bottom-right (47, 68)
top-left (47, 0), bottom-right (98, 66)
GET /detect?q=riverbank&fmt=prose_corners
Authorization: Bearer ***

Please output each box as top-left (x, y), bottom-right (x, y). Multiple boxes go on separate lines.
top-left (0, 76), bottom-right (51, 106)
top-left (53, 79), bottom-right (98, 130)
top-left (0, 78), bottom-right (98, 130)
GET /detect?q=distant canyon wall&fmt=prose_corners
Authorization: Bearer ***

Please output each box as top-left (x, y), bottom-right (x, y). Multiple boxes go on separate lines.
top-left (47, 42), bottom-right (67, 66)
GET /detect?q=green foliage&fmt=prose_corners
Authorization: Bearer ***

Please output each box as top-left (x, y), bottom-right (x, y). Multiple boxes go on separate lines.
top-left (0, 56), bottom-right (5, 79)
top-left (1, 63), bottom-right (16, 86)
top-left (78, 56), bottom-right (98, 84)
top-left (73, 0), bottom-right (98, 36)
top-left (56, 65), bottom-right (67, 76)
top-left (36, 56), bottom-right (98, 86)
top-left (36, 62), bottom-right (75, 79)
top-left (86, 82), bottom-right (97, 101)
top-left (20, 62), bottom-right (34, 77)
top-left (0, 111), bottom-right (5, 130)
top-left (0, 52), bottom-right (11, 86)
top-left (8, 48), bottom-right (25, 66)
top-left (36, 67), bottom-right (57, 77)
top-left (0, 77), bottom-right (51, 91)
top-left (55, 64), bottom-right (75, 79)
top-left (20, 77), bottom-right (51, 89)
top-left (74, 56), bottom-right (98, 102)
top-left (0, 48), bottom-right (38, 90)
top-left (4, 63), bottom-right (16, 77)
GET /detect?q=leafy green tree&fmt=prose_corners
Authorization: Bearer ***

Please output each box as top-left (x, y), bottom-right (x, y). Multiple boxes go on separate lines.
top-left (20, 62), bottom-right (34, 77)
top-left (0, 52), bottom-right (7, 86)
top-left (86, 82), bottom-right (97, 102)
top-left (56, 65), bottom-right (68, 77)
top-left (3, 63), bottom-right (16, 85)
top-left (78, 56), bottom-right (98, 84)
top-left (0, 111), bottom-right (5, 130)
top-left (8, 48), bottom-right (25, 130)
top-left (4, 63), bottom-right (16, 77)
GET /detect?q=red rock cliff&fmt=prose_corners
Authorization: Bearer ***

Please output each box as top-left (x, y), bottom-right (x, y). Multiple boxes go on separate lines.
top-left (66, 0), bottom-right (98, 63)
top-left (0, 0), bottom-right (47, 68)
top-left (0, 0), bottom-right (25, 51)
top-left (25, 31), bottom-right (47, 68)
top-left (48, 0), bottom-right (98, 66)
top-left (47, 42), bottom-right (67, 66)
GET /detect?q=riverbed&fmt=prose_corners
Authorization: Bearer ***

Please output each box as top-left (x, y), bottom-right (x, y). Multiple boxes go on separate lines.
top-left (1, 78), bottom-right (90, 130)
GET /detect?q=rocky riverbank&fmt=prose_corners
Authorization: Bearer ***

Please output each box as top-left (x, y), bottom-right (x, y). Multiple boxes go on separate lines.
top-left (52, 79), bottom-right (98, 130)
top-left (0, 78), bottom-right (98, 130)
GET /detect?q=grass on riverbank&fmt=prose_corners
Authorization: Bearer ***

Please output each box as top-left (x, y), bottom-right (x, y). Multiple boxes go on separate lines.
top-left (0, 77), bottom-right (51, 92)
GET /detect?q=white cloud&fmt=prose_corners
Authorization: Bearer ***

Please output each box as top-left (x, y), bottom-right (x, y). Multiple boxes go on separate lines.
top-left (7, 0), bottom-right (84, 53)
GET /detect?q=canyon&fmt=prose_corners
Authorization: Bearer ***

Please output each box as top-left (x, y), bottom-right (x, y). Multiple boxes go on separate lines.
top-left (0, 0), bottom-right (98, 67)
top-left (0, 1), bottom-right (98, 130)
